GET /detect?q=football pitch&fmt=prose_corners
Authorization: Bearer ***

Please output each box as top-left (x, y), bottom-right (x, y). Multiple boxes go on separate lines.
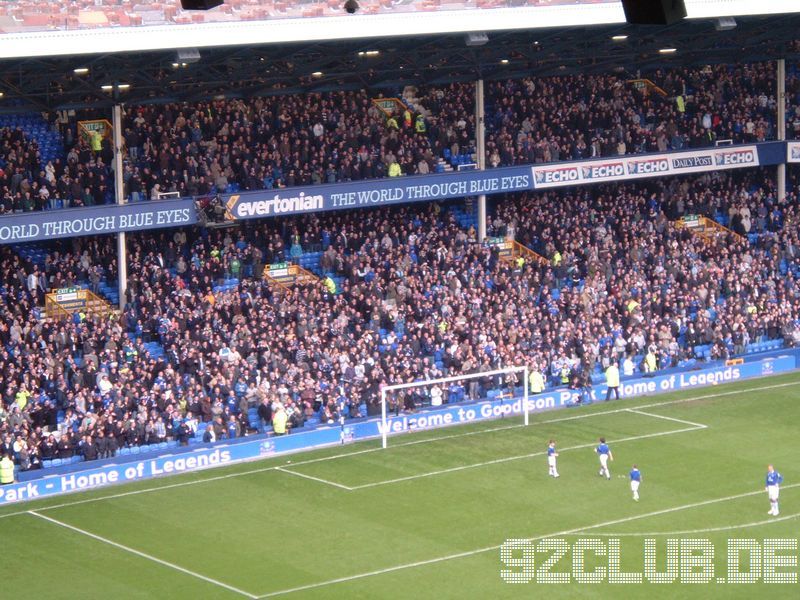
top-left (2, 371), bottom-right (799, 599)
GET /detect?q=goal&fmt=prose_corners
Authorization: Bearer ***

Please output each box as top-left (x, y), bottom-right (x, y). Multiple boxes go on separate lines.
top-left (380, 365), bottom-right (529, 448)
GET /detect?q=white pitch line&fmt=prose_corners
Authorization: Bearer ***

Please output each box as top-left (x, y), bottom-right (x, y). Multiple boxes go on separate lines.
top-left (348, 424), bottom-right (705, 491)
top-left (275, 467), bottom-right (353, 491)
top-left (0, 378), bottom-right (795, 520)
top-left (632, 378), bottom-right (798, 412)
top-left (28, 510), bottom-right (258, 599)
top-left (256, 482), bottom-right (800, 598)
top-left (571, 483), bottom-right (800, 536)
top-left (625, 408), bottom-right (709, 429)
top-left (573, 512), bottom-right (800, 537)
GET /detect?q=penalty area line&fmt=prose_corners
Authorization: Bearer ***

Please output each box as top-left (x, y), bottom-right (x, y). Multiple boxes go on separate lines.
top-left (275, 467), bottom-right (354, 491)
top-left (625, 408), bottom-right (709, 429)
top-left (28, 510), bottom-right (259, 598)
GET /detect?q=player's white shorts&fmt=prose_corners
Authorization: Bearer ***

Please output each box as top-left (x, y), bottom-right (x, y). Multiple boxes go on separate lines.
top-left (599, 454), bottom-right (609, 469)
top-left (767, 485), bottom-right (780, 501)
top-left (548, 455), bottom-right (557, 467)
top-left (630, 480), bottom-right (640, 493)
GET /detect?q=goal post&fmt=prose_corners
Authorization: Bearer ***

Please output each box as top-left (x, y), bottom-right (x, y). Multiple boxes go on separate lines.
top-left (380, 365), bottom-right (529, 449)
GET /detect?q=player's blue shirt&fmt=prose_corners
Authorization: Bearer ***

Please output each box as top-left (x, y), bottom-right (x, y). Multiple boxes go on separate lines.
top-left (597, 443), bottom-right (610, 455)
top-left (630, 468), bottom-right (641, 482)
top-left (766, 471), bottom-right (783, 486)
top-left (547, 446), bottom-right (556, 456)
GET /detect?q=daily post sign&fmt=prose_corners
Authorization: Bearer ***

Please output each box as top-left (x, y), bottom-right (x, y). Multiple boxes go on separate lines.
top-left (0, 199), bottom-right (196, 244)
top-left (1, 355), bottom-right (794, 506)
top-left (531, 145), bottom-right (760, 189)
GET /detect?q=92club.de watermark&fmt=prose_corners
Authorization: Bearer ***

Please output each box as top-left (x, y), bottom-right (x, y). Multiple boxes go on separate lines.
top-left (500, 538), bottom-right (799, 584)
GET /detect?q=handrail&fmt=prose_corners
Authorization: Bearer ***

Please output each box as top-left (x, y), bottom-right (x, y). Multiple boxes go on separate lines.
top-left (263, 271), bottom-right (291, 291)
top-left (262, 261), bottom-right (320, 289)
top-left (674, 215), bottom-right (745, 244)
top-left (508, 239), bottom-right (549, 266)
top-left (44, 287), bottom-right (115, 320)
top-left (698, 216), bottom-right (746, 244)
top-left (289, 264), bottom-right (320, 284)
top-left (371, 97), bottom-right (406, 118)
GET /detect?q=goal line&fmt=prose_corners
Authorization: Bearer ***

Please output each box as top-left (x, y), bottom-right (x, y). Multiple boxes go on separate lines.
top-left (380, 365), bottom-right (529, 449)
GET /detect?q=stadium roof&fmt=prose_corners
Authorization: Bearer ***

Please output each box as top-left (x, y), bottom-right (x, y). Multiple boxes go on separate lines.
top-left (0, 12), bottom-right (798, 112)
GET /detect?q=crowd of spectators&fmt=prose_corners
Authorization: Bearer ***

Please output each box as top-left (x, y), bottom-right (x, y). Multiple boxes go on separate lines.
top-left (784, 63), bottom-right (800, 140)
top-left (492, 169), bottom-right (799, 385)
top-left (0, 60), bottom-right (789, 215)
top-left (1, 167), bottom-right (799, 472)
top-left (0, 127), bottom-right (59, 213)
top-left (485, 62), bottom-right (777, 166)
top-left (56, 84), bottom-right (474, 206)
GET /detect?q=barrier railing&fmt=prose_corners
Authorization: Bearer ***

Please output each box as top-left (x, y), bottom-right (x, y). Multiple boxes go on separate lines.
top-left (43, 297), bottom-right (71, 321)
top-left (508, 239), bottom-right (549, 266)
top-left (45, 287), bottom-right (114, 320)
top-left (674, 215), bottom-right (745, 245)
top-left (263, 262), bottom-right (320, 289)
top-left (485, 237), bottom-right (549, 267)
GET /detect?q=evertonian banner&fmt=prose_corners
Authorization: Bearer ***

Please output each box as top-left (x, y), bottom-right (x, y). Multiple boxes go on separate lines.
top-left (222, 166), bottom-right (534, 221)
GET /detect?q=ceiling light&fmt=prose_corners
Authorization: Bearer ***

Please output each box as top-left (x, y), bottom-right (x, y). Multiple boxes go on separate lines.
top-left (176, 48), bottom-right (201, 64)
top-left (465, 32), bottom-right (488, 47)
top-left (312, 71), bottom-right (323, 77)
top-left (659, 48), bottom-right (677, 54)
top-left (117, 83), bottom-right (131, 90)
top-left (612, 35), bottom-right (628, 41)
top-left (73, 67), bottom-right (89, 74)
top-left (101, 85), bottom-right (113, 91)
top-left (500, 59), bottom-right (509, 64)
top-left (714, 17), bottom-right (737, 31)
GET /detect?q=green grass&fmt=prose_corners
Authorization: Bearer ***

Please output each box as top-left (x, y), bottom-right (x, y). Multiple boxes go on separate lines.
top-left (2, 372), bottom-right (800, 599)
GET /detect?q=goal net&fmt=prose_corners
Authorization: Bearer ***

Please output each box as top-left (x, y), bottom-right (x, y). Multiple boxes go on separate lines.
top-left (380, 365), bottom-right (529, 448)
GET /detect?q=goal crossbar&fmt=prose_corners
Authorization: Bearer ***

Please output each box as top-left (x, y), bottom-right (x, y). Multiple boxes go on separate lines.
top-left (380, 365), bottom-right (529, 449)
